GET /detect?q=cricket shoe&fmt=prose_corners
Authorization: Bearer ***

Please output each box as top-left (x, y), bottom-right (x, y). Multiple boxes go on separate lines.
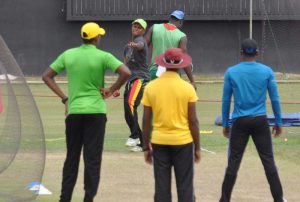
top-left (130, 146), bottom-right (143, 152)
top-left (125, 138), bottom-right (140, 147)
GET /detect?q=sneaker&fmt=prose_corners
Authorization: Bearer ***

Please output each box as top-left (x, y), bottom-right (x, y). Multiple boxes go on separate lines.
top-left (283, 198), bottom-right (288, 202)
top-left (125, 138), bottom-right (140, 147)
top-left (130, 146), bottom-right (143, 152)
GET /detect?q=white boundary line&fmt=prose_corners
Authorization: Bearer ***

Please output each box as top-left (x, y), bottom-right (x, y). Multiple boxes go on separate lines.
top-left (201, 147), bottom-right (216, 154)
top-left (45, 137), bottom-right (65, 142)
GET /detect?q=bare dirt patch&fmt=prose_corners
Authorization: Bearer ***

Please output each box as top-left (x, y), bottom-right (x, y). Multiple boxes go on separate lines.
top-left (38, 151), bottom-right (300, 202)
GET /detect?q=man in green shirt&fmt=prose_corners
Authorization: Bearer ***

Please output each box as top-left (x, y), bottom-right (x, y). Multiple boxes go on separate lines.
top-left (42, 22), bottom-right (131, 202)
top-left (145, 10), bottom-right (196, 89)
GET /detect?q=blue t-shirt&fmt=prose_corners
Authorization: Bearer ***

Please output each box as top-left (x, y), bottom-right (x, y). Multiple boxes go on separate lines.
top-left (222, 61), bottom-right (282, 127)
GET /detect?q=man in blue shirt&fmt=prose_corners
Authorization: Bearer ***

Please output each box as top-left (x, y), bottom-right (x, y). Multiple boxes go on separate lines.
top-left (219, 38), bottom-right (286, 202)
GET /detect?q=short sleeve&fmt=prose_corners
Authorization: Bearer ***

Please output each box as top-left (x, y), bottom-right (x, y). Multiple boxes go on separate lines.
top-left (105, 53), bottom-right (123, 72)
top-left (188, 85), bottom-right (198, 102)
top-left (141, 86), bottom-right (151, 107)
top-left (134, 36), bottom-right (145, 46)
top-left (50, 52), bottom-right (66, 74)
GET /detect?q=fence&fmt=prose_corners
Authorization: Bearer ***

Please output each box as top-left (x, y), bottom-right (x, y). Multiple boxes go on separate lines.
top-left (67, 0), bottom-right (300, 21)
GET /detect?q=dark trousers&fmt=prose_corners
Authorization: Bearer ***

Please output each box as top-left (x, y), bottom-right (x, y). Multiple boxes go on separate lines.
top-left (219, 115), bottom-right (284, 202)
top-left (123, 78), bottom-right (147, 146)
top-left (59, 114), bottom-right (107, 202)
top-left (152, 143), bottom-right (195, 202)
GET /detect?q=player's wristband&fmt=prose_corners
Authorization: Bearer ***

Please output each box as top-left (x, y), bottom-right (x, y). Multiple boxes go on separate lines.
top-left (61, 97), bottom-right (68, 104)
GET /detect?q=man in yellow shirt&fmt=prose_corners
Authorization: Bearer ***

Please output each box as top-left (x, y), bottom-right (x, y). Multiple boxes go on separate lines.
top-left (141, 48), bottom-right (200, 202)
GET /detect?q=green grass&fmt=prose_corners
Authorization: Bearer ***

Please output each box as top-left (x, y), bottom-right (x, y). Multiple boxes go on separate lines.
top-left (28, 82), bottom-right (300, 164)
top-left (17, 81), bottom-right (299, 202)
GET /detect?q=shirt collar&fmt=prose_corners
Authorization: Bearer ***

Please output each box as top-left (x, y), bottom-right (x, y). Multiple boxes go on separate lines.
top-left (241, 61), bottom-right (257, 65)
top-left (160, 71), bottom-right (181, 78)
top-left (80, 44), bottom-right (97, 49)
top-left (164, 23), bottom-right (177, 30)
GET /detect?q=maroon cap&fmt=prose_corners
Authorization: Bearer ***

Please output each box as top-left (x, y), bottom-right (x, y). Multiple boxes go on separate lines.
top-left (155, 48), bottom-right (192, 69)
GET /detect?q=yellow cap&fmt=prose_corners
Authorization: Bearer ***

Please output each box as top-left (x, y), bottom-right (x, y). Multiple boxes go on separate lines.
top-left (81, 22), bottom-right (105, 39)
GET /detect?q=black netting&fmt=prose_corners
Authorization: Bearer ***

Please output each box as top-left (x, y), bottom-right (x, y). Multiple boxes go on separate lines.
top-left (259, 0), bottom-right (300, 74)
top-left (189, 0), bottom-right (300, 75)
top-left (0, 35), bottom-right (45, 202)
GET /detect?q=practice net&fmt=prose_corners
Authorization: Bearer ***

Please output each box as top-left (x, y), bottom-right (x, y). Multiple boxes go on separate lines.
top-left (193, 1), bottom-right (300, 113)
top-left (0, 35), bottom-right (45, 201)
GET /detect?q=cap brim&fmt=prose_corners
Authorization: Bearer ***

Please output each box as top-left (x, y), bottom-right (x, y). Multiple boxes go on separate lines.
top-left (132, 21), bottom-right (147, 30)
top-left (99, 28), bottom-right (106, 36)
top-left (155, 53), bottom-right (192, 69)
top-left (170, 14), bottom-right (184, 20)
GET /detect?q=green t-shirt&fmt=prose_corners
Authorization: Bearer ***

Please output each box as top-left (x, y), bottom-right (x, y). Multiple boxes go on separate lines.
top-left (50, 44), bottom-right (122, 114)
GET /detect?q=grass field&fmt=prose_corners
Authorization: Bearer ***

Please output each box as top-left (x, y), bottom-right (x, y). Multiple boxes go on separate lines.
top-left (19, 81), bottom-right (300, 201)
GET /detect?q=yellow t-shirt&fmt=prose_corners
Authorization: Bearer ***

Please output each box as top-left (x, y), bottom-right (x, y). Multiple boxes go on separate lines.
top-left (141, 71), bottom-right (198, 145)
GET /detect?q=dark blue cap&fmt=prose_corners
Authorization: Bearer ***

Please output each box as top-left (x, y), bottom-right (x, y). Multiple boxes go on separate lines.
top-left (170, 10), bottom-right (185, 20)
top-left (241, 38), bottom-right (258, 55)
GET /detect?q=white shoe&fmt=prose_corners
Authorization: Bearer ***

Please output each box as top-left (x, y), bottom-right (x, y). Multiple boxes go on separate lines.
top-left (130, 146), bottom-right (143, 152)
top-left (283, 198), bottom-right (288, 202)
top-left (125, 138), bottom-right (140, 147)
